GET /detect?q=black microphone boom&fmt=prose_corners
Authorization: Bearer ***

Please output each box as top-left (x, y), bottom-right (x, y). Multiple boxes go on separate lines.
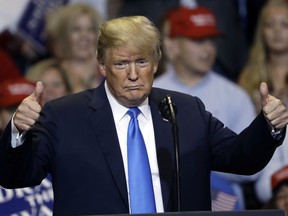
top-left (159, 95), bottom-right (181, 211)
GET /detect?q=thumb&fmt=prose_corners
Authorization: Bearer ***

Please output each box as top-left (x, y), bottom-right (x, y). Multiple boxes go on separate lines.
top-left (260, 82), bottom-right (269, 107)
top-left (32, 81), bottom-right (44, 103)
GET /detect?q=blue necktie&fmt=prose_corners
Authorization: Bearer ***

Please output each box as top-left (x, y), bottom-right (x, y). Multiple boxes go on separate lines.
top-left (127, 107), bottom-right (156, 214)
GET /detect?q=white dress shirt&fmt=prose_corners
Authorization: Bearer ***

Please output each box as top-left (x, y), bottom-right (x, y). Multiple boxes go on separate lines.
top-left (103, 81), bottom-right (164, 213)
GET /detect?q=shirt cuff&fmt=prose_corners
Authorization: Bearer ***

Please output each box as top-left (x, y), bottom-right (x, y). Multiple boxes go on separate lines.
top-left (11, 114), bottom-right (26, 148)
top-left (271, 128), bottom-right (284, 141)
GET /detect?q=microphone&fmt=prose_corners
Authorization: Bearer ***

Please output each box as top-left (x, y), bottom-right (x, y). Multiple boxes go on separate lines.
top-left (159, 95), bottom-right (181, 211)
top-left (159, 95), bottom-right (177, 123)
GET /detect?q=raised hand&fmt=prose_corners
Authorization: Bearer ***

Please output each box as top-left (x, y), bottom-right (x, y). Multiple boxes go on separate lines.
top-left (260, 82), bottom-right (288, 129)
top-left (13, 81), bottom-right (44, 132)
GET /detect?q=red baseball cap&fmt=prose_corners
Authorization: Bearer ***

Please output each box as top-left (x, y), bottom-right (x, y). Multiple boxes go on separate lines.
top-left (271, 165), bottom-right (288, 191)
top-left (166, 6), bottom-right (222, 39)
top-left (0, 48), bottom-right (22, 82)
top-left (0, 78), bottom-right (35, 108)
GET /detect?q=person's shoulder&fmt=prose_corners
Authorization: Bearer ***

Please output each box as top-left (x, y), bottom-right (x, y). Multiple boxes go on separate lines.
top-left (46, 88), bottom-right (94, 109)
top-left (151, 87), bottom-right (209, 118)
top-left (210, 72), bottom-right (250, 96)
top-left (153, 65), bottom-right (176, 86)
top-left (210, 73), bottom-right (255, 113)
top-left (152, 86), bottom-right (191, 97)
top-left (151, 87), bottom-right (201, 104)
top-left (153, 71), bottom-right (171, 87)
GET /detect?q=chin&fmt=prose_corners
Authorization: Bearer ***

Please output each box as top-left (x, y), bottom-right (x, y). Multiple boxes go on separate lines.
top-left (74, 51), bottom-right (93, 59)
top-left (128, 95), bottom-right (146, 106)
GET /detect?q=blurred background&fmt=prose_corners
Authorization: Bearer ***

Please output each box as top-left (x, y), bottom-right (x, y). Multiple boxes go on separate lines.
top-left (1, 0), bottom-right (286, 215)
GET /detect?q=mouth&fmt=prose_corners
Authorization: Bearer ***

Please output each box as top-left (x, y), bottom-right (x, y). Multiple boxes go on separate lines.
top-left (126, 85), bottom-right (143, 91)
top-left (77, 41), bottom-right (95, 49)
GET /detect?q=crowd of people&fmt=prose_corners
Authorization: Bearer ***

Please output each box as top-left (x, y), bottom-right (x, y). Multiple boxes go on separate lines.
top-left (1, 0), bottom-right (288, 215)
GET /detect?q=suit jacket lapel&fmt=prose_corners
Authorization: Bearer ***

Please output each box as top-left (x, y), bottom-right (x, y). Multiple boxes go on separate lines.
top-left (89, 82), bottom-right (129, 208)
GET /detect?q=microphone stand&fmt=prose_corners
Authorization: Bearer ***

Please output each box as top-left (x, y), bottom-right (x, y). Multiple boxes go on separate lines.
top-left (165, 95), bottom-right (181, 211)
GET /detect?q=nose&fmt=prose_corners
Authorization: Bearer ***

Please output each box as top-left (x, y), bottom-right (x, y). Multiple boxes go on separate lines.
top-left (202, 39), bottom-right (216, 50)
top-left (128, 63), bottom-right (138, 81)
top-left (43, 82), bottom-right (52, 91)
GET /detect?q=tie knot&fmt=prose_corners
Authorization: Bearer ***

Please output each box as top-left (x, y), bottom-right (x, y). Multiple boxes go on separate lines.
top-left (127, 107), bottom-right (140, 119)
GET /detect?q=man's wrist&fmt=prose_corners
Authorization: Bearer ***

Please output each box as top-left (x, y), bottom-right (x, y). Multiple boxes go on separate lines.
top-left (11, 114), bottom-right (26, 148)
top-left (271, 128), bottom-right (284, 141)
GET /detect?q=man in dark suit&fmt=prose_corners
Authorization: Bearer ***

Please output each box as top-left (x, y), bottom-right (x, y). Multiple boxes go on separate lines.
top-left (0, 15), bottom-right (288, 215)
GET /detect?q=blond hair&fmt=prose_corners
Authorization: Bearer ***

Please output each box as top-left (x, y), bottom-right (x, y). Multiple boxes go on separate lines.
top-left (26, 58), bottom-right (72, 93)
top-left (239, 0), bottom-right (288, 97)
top-left (97, 16), bottom-right (162, 63)
top-left (45, 3), bottom-right (102, 59)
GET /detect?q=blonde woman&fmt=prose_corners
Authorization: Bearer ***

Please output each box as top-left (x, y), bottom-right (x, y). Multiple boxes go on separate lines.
top-left (239, 0), bottom-right (288, 112)
top-left (25, 58), bottom-right (71, 106)
top-left (45, 3), bottom-right (103, 93)
top-left (239, 0), bottom-right (288, 204)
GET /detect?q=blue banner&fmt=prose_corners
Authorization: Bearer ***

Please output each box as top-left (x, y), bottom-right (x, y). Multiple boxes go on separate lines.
top-left (0, 175), bottom-right (53, 215)
top-left (211, 172), bottom-right (241, 211)
top-left (17, 0), bottom-right (68, 54)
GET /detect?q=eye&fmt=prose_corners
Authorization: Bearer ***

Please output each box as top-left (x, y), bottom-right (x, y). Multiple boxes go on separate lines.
top-left (264, 21), bottom-right (274, 28)
top-left (52, 81), bottom-right (65, 88)
top-left (71, 26), bottom-right (81, 33)
top-left (88, 26), bottom-right (96, 33)
top-left (114, 61), bottom-right (128, 69)
top-left (281, 21), bottom-right (288, 29)
top-left (136, 59), bottom-right (149, 67)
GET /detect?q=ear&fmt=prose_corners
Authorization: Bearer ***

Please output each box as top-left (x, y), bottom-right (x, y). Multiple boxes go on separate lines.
top-left (163, 37), bottom-right (179, 61)
top-left (98, 61), bottom-right (107, 77)
top-left (153, 64), bottom-right (158, 74)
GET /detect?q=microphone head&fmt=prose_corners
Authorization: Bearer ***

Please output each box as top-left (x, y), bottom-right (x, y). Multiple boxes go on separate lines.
top-left (158, 96), bottom-right (177, 122)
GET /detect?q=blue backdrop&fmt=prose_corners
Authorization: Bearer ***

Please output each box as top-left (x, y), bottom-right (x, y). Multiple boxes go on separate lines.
top-left (0, 175), bottom-right (53, 215)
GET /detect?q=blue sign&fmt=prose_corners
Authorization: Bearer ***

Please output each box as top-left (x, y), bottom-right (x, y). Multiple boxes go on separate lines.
top-left (0, 175), bottom-right (53, 215)
top-left (17, 0), bottom-right (68, 54)
top-left (211, 172), bottom-right (241, 211)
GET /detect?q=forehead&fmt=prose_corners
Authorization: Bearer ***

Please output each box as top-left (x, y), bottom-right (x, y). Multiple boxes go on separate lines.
top-left (42, 67), bottom-right (61, 76)
top-left (72, 13), bottom-right (93, 22)
top-left (265, 7), bottom-right (288, 19)
top-left (177, 37), bottom-right (215, 45)
top-left (106, 46), bottom-right (152, 60)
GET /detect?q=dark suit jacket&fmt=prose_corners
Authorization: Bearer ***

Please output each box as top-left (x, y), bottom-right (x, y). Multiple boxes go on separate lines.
top-left (0, 81), bottom-right (284, 215)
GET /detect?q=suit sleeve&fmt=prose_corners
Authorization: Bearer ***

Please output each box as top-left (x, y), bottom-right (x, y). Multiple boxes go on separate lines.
top-left (0, 103), bottom-right (56, 189)
top-left (209, 106), bottom-right (286, 175)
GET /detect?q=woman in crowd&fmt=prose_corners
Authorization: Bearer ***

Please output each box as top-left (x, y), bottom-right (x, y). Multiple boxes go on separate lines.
top-left (239, 0), bottom-right (288, 112)
top-left (238, 0), bottom-right (288, 204)
top-left (45, 3), bottom-right (103, 93)
top-left (25, 58), bottom-right (71, 106)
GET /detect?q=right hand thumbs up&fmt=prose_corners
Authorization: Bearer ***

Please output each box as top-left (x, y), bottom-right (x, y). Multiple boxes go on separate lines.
top-left (32, 81), bottom-right (44, 103)
top-left (14, 81), bottom-right (44, 132)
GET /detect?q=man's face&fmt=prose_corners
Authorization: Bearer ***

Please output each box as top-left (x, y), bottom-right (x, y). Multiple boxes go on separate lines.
top-left (99, 46), bottom-right (158, 107)
top-left (174, 37), bottom-right (216, 76)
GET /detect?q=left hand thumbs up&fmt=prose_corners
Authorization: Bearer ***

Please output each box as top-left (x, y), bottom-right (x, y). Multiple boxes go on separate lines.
top-left (259, 82), bottom-right (288, 129)
top-left (260, 82), bottom-right (270, 107)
